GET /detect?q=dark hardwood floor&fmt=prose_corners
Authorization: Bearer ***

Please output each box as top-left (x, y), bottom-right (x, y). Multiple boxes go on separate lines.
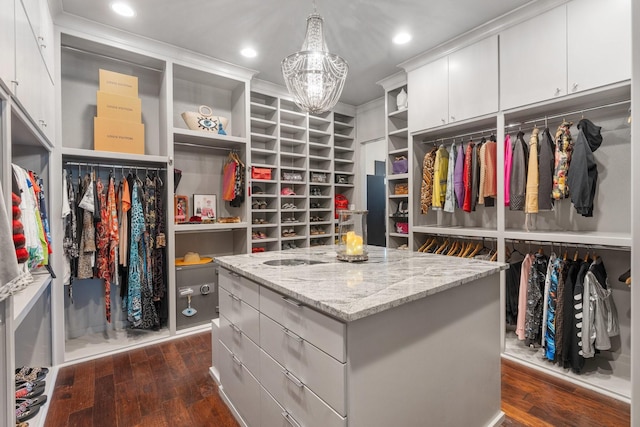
top-left (42, 332), bottom-right (630, 427)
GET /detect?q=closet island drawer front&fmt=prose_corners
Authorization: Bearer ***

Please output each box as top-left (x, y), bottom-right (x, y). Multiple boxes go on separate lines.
top-left (260, 313), bottom-right (346, 416)
top-left (219, 286), bottom-right (259, 344)
top-left (260, 349), bottom-right (346, 427)
top-left (220, 314), bottom-right (260, 377)
top-left (261, 385), bottom-right (294, 427)
top-left (219, 267), bottom-right (260, 309)
top-left (219, 342), bottom-right (261, 427)
top-left (260, 286), bottom-right (346, 363)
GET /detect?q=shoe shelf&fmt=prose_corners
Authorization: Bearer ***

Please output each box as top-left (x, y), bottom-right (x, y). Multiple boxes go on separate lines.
top-left (174, 222), bottom-right (249, 233)
top-left (250, 117), bottom-right (277, 129)
top-left (250, 132), bottom-right (277, 143)
top-left (250, 101), bottom-right (277, 116)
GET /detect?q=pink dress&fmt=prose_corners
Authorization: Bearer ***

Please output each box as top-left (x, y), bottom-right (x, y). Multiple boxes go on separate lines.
top-left (504, 134), bottom-right (513, 206)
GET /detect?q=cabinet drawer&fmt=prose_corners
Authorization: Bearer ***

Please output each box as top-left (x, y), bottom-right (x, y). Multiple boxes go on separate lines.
top-left (260, 314), bottom-right (345, 416)
top-left (220, 314), bottom-right (260, 377)
top-left (219, 286), bottom-right (260, 344)
top-left (219, 342), bottom-right (261, 427)
top-left (261, 385), bottom-right (298, 427)
top-left (260, 286), bottom-right (345, 362)
top-left (260, 349), bottom-right (346, 427)
top-left (219, 267), bottom-right (260, 309)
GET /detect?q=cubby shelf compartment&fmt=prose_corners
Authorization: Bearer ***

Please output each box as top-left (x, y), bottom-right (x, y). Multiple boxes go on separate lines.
top-left (388, 128), bottom-right (409, 137)
top-left (387, 173), bottom-right (409, 181)
top-left (389, 148), bottom-right (409, 155)
top-left (388, 108), bottom-right (408, 121)
top-left (250, 133), bottom-right (277, 143)
top-left (389, 194), bottom-right (409, 199)
top-left (389, 233), bottom-right (410, 238)
top-left (13, 271), bottom-right (52, 327)
top-left (250, 117), bottom-right (277, 129)
top-left (250, 102), bottom-right (277, 115)
top-left (173, 128), bottom-right (247, 149)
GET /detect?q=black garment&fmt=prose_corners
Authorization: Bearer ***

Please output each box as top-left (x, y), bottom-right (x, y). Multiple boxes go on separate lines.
top-left (570, 261), bottom-right (590, 373)
top-left (554, 260), bottom-right (570, 364)
top-left (567, 119), bottom-right (603, 217)
top-left (524, 253), bottom-right (548, 347)
top-left (510, 131), bottom-right (529, 211)
top-left (561, 260), bottom-right (581, 369)
top-left (538, 128), bottom-right (555, 210)
top-left (505, 260), bottom-right (523, 325)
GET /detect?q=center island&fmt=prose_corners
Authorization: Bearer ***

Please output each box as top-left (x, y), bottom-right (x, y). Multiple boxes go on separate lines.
top-left (211, 245), bottom-right (507, 427)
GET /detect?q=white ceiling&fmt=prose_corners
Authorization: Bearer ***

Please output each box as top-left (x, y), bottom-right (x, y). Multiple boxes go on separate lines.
top-left (54, 0), bottom-right (532, 106)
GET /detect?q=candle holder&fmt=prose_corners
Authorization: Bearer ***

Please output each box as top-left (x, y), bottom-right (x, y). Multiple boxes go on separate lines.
top-left (336, 210), bottom-right (368, 262)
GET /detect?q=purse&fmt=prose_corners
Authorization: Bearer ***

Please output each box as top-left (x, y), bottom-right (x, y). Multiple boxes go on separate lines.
top-left (181, 105), bottom-right (229, 134)
top-left (251, 167), bottom-right (272, 180)
top-left (394, 183), bottom-right (409, 195)
top-left (311, 172), bottom-right (327, 183)
top-left (335, 174), bottom-right (348, 184)
top-left (392, 156), bottom-right (408, 174)
top-left (282, 171), bottom-right (303, 182)
top-left (335, 194), bottom-right (349, 218)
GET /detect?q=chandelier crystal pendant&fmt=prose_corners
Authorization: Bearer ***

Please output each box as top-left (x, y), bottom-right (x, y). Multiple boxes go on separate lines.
top-left (281, 7), bottom-right (348, 114)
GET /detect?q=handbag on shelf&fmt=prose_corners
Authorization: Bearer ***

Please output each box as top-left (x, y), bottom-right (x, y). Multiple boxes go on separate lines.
top-left (394, 183), bottom-right (408, 195)
top-left (335, 174), bottom-right (349, 184)
top-left (335, 194), bottom-right (349, 218)
top-left (282, 171), bottom-right (303, 182)
top-left (392, 156), bottom-right (408, 174)
top-left (251, 167), bottom-right (272, 180)
top-left (181, 105), bottom-right (229, 134)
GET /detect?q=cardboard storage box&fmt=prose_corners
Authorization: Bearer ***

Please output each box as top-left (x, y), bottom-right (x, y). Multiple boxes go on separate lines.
top-left (96, 91), bottom-right (141, 123)
top-left (94, 116), bottom-right (144, 154)
top-left (99, 69), bottom-right (138, 97)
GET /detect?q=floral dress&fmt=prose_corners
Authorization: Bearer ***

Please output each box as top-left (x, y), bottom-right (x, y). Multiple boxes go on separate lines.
top-left (552, 121), bottom-right (574, 200)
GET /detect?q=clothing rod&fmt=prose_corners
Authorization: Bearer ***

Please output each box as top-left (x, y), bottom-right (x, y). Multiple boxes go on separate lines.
top-left (505, 239), bottom-right (630, 252)
top-left (61, 44), bottom-right (164, 73)
top-left (505, 99), bottom-right (631, 128)
top-left (64, 161), bottom-right (166, 171)
top-left (421, 127), bottom-right (497, 145)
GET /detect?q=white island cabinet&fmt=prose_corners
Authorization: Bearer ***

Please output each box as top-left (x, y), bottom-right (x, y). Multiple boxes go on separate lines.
top-left (212, 246), bottom-right (506, 427)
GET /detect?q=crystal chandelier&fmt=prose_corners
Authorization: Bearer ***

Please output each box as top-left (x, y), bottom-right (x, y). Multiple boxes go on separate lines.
top-left (281, 4), bottom-right (348, 114)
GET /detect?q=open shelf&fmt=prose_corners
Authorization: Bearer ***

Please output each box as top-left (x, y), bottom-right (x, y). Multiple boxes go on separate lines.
top-left (173, 128), bottom-right (247, 149)
top-left (13, 271), bottom-right (52, 327)
top-left (504, 230), bottom-right (631, 248)
top-left (62, 147), bottom-right (168, 164)
top-left (174, 222), bottom-right (248, 233)
top-left (413, 225), bottom-right (499, 239)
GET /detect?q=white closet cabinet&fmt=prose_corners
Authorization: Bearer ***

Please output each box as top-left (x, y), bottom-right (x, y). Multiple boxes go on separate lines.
top-left (567, 0), bottom-right (631, 94)
top-left (408, 35), bottom-right (498, 133)
top-left (500, 0), bottom-right (631, 111)
top-left (499, 5), bottom-right (567, 110)
top-left (448, 35), bottom-right (499, 124)
top-left (408, 56), bottom-right (448, 131)
top-left (14, 0), bottom-right (54, 141)
top-left (0, 0), bottom-right (14, 90)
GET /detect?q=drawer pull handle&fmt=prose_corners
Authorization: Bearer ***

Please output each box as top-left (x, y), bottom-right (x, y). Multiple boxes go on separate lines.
top-left (282, 296), bottom-right (302, 308)
top-left (231, 353), bottom-right (242, 366)
top-left (283, 328), bottom-right (303, 342)
top-left (230, 271), bottom-right (241, 278)
top-left (230, 323), bottom-right (242, 335)
top-left (282, 370), bottom-right (304, 388)
top-left (228, 293), bottom-right (241, 302)
top-left (281, 411), bottom-right (302, 427)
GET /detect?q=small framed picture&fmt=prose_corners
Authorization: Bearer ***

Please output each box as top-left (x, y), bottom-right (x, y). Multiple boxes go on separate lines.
top-left (194, 194), bottom-right (217, 221)
top-left (174, 195), bottom-right (189, 223)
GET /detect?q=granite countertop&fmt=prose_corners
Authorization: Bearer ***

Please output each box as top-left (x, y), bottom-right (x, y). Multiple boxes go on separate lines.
top-left (215, 246), bottom-right (507, 322)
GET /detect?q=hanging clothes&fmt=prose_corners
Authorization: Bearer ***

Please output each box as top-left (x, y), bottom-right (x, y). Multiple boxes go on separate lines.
top-left (471, 143), bottom-right (480, 211)
top-left (482, 137), bottom-right (497, 203)
top-left (431, 145), bottom-right (449, 210)
top-left (462, 141), bottom-right (475, 212)
top-left (561, 259), bottom-right (582, 370)
top-left (504, 134), bottom-right (513, 207)
top-left (420, 147), bottom-right (438, 214)
top-left (478, 140), bottom-right (487, 205)
top-left (152, 175), bottom-right (167, 301)
top-left (127, 180), bottom-right (145, 327)
top-left (567, 119), bottom-right (603, 217)
top-left (525, 128), bottom-right (540, 214)
top-left (582, 257), bottom-right (619, 357)
top-left (554, 260), bottom-right (569, 364)
top-left (537, 128), bottom-right (555, 211)
top-left (222, 160), bottom-right (237, 201)
top-left (552, 121), bottom-right (574, 200)
top-left (453, 143), bottom-right (465, 208)
top-left (443, 142), bottom-right (457, 213)
top-left (77, 174), bottom-right (96, 279)
top-left (505, 258), bottom-right (523, 326)
top-left (509, 131), bottom-right (528, 211)
top-left (12, 165), bottom-right (44, 269)
top-left (544, 256), bottom-right (562, 361)
top-left (569, 261), bottom-right (589, 373)
top-left (516, 253), bottom-right (533, 340)
top-left (524, 252), bottom-right (548, 347)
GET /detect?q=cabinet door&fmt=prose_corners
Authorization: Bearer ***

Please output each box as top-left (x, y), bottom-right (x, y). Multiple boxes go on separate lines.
top-left (0, 0), bottom-right (15, 91)
top-left (448, 35), bottom-right (498, 122)
top-left (407, 56), bottom-right (448, 132)
top-left (567, 0), bottom-right (631, 93)
top-left (15, 2), bottom-right (41, 121)
top-left (499, 5), bottom-right (567, 110)
top-left (38, 0), bottom-right (54, 77)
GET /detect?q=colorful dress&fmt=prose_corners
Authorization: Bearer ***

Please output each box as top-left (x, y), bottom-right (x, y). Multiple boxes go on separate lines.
top-left (552, 121), bottom-right (574, 200)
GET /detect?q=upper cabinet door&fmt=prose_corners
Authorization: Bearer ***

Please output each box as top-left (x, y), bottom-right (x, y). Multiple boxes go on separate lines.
top-left (0, 0), bottom-right (15, 91)
top-left (448, 35), bottom-right (499, 123)
top-left (567, 0), bottom-right (631, 94)
top-left (499, 5), bottom-right (567, 110)
top-left (408, 56), bottom-right (448, 133)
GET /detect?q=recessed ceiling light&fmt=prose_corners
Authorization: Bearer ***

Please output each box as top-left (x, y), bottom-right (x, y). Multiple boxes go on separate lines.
top-left (393, 32), bottom-right (412, 45)
top-left (111, 2), bottom-right (136, 17)
top-left (241, 48), bottom-right (257, 58)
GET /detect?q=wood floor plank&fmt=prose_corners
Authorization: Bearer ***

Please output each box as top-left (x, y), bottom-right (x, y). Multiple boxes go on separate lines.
top-left (43, 331), bottom-right (630, 427)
